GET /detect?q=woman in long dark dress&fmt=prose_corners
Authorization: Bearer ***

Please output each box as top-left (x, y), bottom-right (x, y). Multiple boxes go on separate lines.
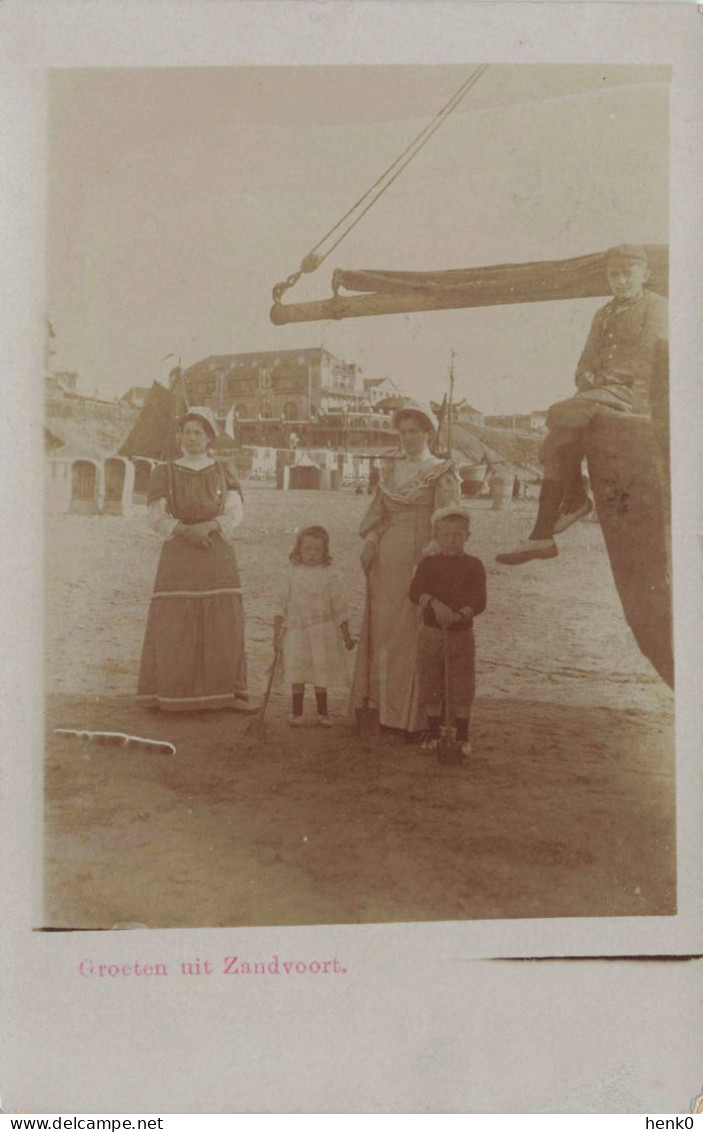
top-left (136, 407), bottom-right (255, 712)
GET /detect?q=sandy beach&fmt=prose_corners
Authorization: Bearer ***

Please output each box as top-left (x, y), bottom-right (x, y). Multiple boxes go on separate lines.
top-left (43, 484), bottom-right (675, 928)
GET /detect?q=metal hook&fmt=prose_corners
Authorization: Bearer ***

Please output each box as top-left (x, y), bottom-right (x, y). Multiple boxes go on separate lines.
top-left (271, 270), bottom-right (302, 305)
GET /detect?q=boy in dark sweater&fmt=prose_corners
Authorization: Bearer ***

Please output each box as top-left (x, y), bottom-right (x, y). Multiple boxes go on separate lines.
top-left (409, 505), bottom-right (487, 757)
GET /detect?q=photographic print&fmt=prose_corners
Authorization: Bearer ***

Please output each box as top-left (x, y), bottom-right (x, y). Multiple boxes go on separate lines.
top-left (42, 62), bottom-right (675, 931)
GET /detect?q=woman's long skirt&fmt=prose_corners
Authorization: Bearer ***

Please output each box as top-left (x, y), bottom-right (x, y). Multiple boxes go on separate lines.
top-left (136, 535), bottom-right (248, 711)
top-left (349, 508), bottom-right (428, 732)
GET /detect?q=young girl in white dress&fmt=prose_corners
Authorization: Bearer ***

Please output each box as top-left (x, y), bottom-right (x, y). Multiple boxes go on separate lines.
top-left (274, 526), bottom-right (356, 727)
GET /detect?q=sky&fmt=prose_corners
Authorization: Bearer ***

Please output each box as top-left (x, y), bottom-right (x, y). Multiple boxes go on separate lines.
top-left (46, 64), bottom-right (669, 414)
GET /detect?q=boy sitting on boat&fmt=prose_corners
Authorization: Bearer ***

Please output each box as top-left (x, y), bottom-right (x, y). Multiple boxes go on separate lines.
top-left (496, 244), bottom-right (668, 566)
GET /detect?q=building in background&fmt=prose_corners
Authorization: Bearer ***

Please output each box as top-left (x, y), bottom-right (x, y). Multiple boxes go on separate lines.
top-left (454, 400), bottom-right (484, 427)
top-left (176, 348), bottom-right (367, 422)
top-left (483, 412), bottom-right (547, 433)
top-left (363, 376), bottom-right (404, 406)
top-left (524, 411), bottom-right (548, 432)
top-left (44, 371), bottom-right (78, 397)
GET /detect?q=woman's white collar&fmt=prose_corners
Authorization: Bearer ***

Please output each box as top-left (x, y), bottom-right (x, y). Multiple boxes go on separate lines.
top-left (176, 453), bottom-right (215, 469)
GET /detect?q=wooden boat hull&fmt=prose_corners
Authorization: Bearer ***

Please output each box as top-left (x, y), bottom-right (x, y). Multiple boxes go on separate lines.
top-left (585, 411), bottom-right (673, 687)
top-left (458, 463), bottom-right (488, 483)
top-left (458, 463), bottom-right (488, 497)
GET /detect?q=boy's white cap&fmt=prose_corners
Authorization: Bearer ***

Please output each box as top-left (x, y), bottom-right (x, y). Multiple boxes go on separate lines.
top-left (431, 504), bottom-right (472, 530)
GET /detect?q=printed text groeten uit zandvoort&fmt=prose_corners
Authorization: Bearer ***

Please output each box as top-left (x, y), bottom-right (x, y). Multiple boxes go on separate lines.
top-left (79, 956), bottom-right (348, 978)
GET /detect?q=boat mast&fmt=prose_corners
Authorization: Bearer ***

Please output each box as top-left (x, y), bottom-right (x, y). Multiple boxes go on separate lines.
top-left (446, 350), bottom-right (455, 459)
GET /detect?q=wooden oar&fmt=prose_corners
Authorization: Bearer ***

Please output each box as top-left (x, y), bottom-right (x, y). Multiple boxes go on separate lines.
top-left (53, 729), bottom-right (175, 756)
top-left (438, 628), bottom-right (462, 765)
top-left (355, 573), bottom-right (380, 741)
top-left (243, 638), bottom-right (282, 750)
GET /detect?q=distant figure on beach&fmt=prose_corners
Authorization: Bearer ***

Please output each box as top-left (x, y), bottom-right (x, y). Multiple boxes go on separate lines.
top-left (348, 401), bottom-right (461, 734)
top-left (497, 244), bottom-right (668, 566)
top-left (409, 505), bottom-right (487, 758)
top-left (136, 407), bottom-right (256, 713)
top-left (273, 525), bottom-right (356, 728)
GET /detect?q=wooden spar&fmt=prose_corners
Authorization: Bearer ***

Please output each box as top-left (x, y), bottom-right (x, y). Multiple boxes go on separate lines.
top-left (270, 286), bottom-right (609, 325)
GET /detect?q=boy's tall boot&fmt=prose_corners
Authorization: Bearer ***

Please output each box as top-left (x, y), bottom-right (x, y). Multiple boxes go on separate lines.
top-left (552, 441), bottom-right (593, 533)
top-left (495, 478), bottom-right (562, 565)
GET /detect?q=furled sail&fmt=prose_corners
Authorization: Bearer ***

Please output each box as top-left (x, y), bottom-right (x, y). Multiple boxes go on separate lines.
top-left (270, 245), bottom-right (668, 325)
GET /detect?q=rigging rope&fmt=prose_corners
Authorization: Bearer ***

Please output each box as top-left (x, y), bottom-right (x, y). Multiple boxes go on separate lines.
top-left (272, 65), bottom-right (489, 304)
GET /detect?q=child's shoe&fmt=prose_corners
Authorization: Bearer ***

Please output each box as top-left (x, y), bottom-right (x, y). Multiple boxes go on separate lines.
top-left (420, 736), bottom-right (439, 753)
top-left (289, 715), bottom-right (304, 727)
top-left (495, 538), bottom-right (557, 565)
top-left (461, 741), bottom-right (472, 758)
top-left (317, 715), bottom-right (333, 728)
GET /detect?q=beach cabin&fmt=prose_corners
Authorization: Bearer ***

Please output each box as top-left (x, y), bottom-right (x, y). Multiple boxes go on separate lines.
top-left (45, 458), bottom-right (74, 514)
top-left (275, 448), bottom-right (296, 490)
top-left (251, 446), bottom-right (277, 480)
top-left (131, 457), bottom-right (156, 505)
top-left (68, 459), bottom-right (102, 515)
top-left (103, 457), bottom-right (135, 516)
top-left (286, 453), bottom-right (323, 490)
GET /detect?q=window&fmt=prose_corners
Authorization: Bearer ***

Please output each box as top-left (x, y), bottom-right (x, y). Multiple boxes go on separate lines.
top-left (229, 377), bottom-right (257, 396)
top-left (272, 374), bottom-right (306, 394)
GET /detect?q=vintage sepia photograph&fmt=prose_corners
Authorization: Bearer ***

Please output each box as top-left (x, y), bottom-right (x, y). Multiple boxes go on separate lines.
top-left (43, 63), bottom-right (675, 931)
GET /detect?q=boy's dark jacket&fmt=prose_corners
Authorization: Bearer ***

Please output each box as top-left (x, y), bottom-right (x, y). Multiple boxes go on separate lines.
top-left (409, 552), bottom-right (487, 631)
